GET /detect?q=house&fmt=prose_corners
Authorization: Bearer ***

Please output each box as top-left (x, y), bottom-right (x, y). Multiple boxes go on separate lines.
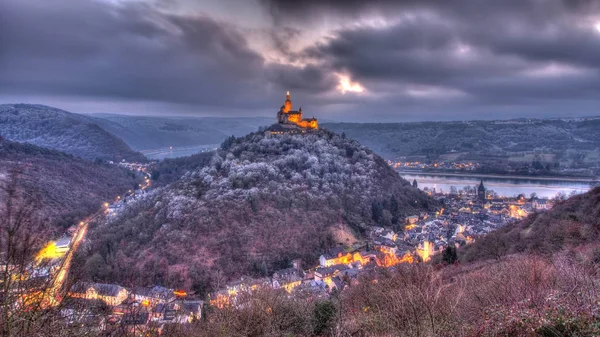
top-left (55, 236), bottom-right (72, 254)
top-left (69, 282), bottom-right (129, 306)
top-left (272, 268), bottom-right (303, 293)
top-left (314, 264), bottom-right (349, 287)
top-left (533, 198), bottom-right (552, 210)
top-left (178, 300), bottom-right (203, 323)
top-left (406, 215), bottom-right (419, 224)
top-left (131, 285), bottom-right (175, 306)
top-left (319, 247), bottom-right (352, 267)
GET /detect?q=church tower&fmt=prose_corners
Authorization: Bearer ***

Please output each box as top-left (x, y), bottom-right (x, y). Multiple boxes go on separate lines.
top-left (477, 179), bottom-right (486, 202)
top-left (283, 91), bottom-right (292, 113)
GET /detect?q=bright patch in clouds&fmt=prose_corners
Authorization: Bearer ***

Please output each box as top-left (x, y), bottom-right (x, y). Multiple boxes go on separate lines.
top-left (336, 74), bottom-right (365, 94)
top-left (595, 22), bottom-right (600, 33)
top-left (523, 62), bottom-right (585, 78)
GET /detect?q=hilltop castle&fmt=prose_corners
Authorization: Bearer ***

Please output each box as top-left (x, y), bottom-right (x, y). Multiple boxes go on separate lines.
top-left (276, 91), bottom-right (318, 130)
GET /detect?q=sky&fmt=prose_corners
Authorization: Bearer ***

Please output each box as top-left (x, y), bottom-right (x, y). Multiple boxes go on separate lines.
top-left (1, 0), bottom-right (600, 122)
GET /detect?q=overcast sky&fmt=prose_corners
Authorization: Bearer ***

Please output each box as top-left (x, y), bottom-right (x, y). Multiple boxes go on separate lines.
top-left (2, 0), bottom-right (600, 121)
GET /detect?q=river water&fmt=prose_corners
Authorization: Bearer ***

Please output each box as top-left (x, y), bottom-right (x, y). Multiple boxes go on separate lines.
top-left (400, 172), bottom-right (594, 198)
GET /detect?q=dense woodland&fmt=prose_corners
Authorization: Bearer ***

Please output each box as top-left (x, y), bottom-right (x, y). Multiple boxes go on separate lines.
top-left (81, 129), bottom-right (435, 292)
top-left (325, 119), bottom-right (600, 168)
top-left (0, 138), bottom-right (141, 231)
top-left (0, 104), bottom-right (145, 162)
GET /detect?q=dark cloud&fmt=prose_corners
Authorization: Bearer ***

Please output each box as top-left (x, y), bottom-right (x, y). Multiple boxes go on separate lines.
top-left (1, 0), bottom-right (600, 120)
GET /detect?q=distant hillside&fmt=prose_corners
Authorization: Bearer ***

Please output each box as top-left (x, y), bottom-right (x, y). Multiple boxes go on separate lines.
top-left (83, 129), bottom-right (435, 290)
top-left (0, 104), bottom-right (145, 161)
top-left (460, 186), bottom-right (600, 262)
top-left (90, 114), bottom-right (273, 151)
top-left (324, 119), bottom-right (600, 169)
top-left (0, 138), bottom-right (141, 230)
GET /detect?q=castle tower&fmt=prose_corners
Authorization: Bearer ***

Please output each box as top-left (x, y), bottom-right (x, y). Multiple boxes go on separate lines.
top-left (283, 91), bottom-right (292, 113)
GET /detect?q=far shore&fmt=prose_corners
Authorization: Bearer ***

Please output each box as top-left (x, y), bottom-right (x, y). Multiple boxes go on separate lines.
top-left (396, 170), bottom-right (598, 183)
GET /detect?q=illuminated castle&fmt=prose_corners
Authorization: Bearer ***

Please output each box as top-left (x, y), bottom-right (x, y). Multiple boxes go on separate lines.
top-left (277, 91), bottom-right (318, 130)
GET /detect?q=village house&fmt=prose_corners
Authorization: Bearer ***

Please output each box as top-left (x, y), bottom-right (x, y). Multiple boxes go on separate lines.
top-left (130, 285), bottom-right (175, 307)
top-left (406, 215), bottom-right (419, 224)
top-left (55, 236), bottom-right (72, 254)
top-left (69, 282), bottom-right (129, 306)
top-left (319, 247), bottom-right (353, 267)
top-left (533, 198), bottom-right (552, 210)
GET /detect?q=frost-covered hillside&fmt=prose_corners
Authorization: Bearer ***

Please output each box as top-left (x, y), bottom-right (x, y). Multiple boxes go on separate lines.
top-left (85, 129), bottom-right (435, 289)
top-left (0, 104), bottom-right (144, 161)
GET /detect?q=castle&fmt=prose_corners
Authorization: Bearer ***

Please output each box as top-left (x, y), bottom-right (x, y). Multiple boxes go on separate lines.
top-left (276, 91), bottom-right (318, 130)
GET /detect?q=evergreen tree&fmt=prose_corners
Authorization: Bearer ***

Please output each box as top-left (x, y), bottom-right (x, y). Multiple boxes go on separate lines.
top-left (442, 245), bottom-right (458, 265)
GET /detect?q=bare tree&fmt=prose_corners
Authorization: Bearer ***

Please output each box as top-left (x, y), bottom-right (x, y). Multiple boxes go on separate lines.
top-left (0, 168), bottom-right (94, 336)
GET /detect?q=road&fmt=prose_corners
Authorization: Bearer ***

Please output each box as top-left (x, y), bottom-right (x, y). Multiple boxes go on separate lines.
top-left (40, 172), bottom-right (152, 307)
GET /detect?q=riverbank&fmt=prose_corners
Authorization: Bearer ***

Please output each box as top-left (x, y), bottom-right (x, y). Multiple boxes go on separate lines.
top-left (396, 170), bottom-right (598, 183)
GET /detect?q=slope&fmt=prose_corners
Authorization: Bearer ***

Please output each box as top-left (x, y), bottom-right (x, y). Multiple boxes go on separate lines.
top-left (0, 137), bottom-right (141, 230)
top-left (0, 104), bottom-right (145, 161)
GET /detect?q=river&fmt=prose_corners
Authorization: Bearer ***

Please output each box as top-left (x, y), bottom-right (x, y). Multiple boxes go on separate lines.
top-left (400, 172), bottom-right (594, 198)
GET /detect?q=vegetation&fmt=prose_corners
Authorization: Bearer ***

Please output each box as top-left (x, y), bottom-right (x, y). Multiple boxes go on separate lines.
top-left (82, 129), bottom-right (435, 291)
top-left (0, 104), bottom-right (145, 161)
top-left (324, 119), bottom-right (600, 171)
top-left (0, 138), bottom-right (141, 230)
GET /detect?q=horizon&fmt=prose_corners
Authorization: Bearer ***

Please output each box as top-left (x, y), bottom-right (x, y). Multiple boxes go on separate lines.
top-left (2, 0), bottom-right (600, 122)
top-left (2, 102), bottom-right (600, 124)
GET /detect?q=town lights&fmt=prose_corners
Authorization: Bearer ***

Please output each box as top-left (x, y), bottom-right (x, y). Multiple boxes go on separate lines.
top-left (103, 202), bottom-right (109, 207)
top-left (174, 290), bottom-right (187, 297)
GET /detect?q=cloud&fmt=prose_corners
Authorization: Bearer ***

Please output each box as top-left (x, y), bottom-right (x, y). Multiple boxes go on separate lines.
top-left (1, 0), bottom-right (600, 120)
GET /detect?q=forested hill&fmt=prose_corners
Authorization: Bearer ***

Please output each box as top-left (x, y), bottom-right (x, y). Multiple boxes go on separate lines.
top-left (324, 119), bottom-right (600, 165)
top-left (0, 104), bottom-right (145, 161)
top-left (0, 138), bottom-right (140, 230)
top-left (84, 129), bottom-right (435, 290)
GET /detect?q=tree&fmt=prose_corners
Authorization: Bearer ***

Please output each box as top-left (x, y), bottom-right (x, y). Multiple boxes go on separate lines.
top-left (0, 169), bottom-right (75, 336)
top-left (442, 245), bottom-right (458, 265)
top-left (412, 179), bottom-right (418, 188)
top-left (313, 300), bottom-right (336, 335)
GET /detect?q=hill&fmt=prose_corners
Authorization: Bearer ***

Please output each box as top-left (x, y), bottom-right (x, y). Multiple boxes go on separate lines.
top-left (90, 114), bottom-right (273, 151)
top-left (82, 129), bottom-right (435, 290)
top-left (0, 138), bottom-right (141, 230)
top-left (324, 119), bottom-right (600, 173)
top-left (460, 186), bottom-right (600, 262)
top-left (0, 104), bottom-right (145, 161)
